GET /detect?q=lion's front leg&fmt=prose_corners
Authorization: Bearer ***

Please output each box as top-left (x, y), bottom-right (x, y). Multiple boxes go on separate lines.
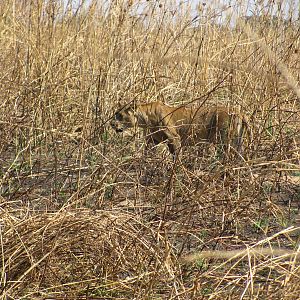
top-left (165, 129), bottom-right (181, 161)
top-left (142, 128), bottom-right (160, 155)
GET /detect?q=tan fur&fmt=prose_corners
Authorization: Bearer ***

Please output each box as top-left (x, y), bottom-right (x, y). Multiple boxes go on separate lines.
top-left (110, 101), bottom-right (251, 157)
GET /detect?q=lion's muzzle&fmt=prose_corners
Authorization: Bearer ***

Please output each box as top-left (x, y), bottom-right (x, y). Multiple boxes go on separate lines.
top-left (110, 120), bottom-right (124, 133)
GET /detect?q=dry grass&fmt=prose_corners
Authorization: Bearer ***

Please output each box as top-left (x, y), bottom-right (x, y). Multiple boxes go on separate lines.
top-left (1, 0), bottom-right (300, 299)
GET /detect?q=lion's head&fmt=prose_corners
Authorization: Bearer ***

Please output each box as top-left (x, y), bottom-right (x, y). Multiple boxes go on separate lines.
top-left (110, 105), bottom-right (137, 133)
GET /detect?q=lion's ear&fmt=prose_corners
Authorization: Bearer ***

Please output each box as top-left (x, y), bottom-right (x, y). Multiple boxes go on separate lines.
top-left (115, 101), bottom-right (124, 111)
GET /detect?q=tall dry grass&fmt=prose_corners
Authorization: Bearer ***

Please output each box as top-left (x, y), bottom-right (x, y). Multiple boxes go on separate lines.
top-left (0, 0), bottom-right (300, 298)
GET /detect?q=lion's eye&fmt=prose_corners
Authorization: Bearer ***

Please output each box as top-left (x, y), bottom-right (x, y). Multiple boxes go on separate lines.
top-left (115, 113), bottom-right (123, 121)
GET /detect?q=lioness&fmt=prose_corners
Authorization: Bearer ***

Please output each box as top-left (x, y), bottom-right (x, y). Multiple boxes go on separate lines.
top-left (110, 101), bottom-right (251, 158)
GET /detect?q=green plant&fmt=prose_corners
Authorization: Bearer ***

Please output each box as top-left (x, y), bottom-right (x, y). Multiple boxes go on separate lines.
top-left (253, 218), bottom-right (269, 233)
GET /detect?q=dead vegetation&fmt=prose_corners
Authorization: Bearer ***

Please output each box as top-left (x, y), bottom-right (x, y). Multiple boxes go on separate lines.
top-left (0, 0), bottom-right (300, 299)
